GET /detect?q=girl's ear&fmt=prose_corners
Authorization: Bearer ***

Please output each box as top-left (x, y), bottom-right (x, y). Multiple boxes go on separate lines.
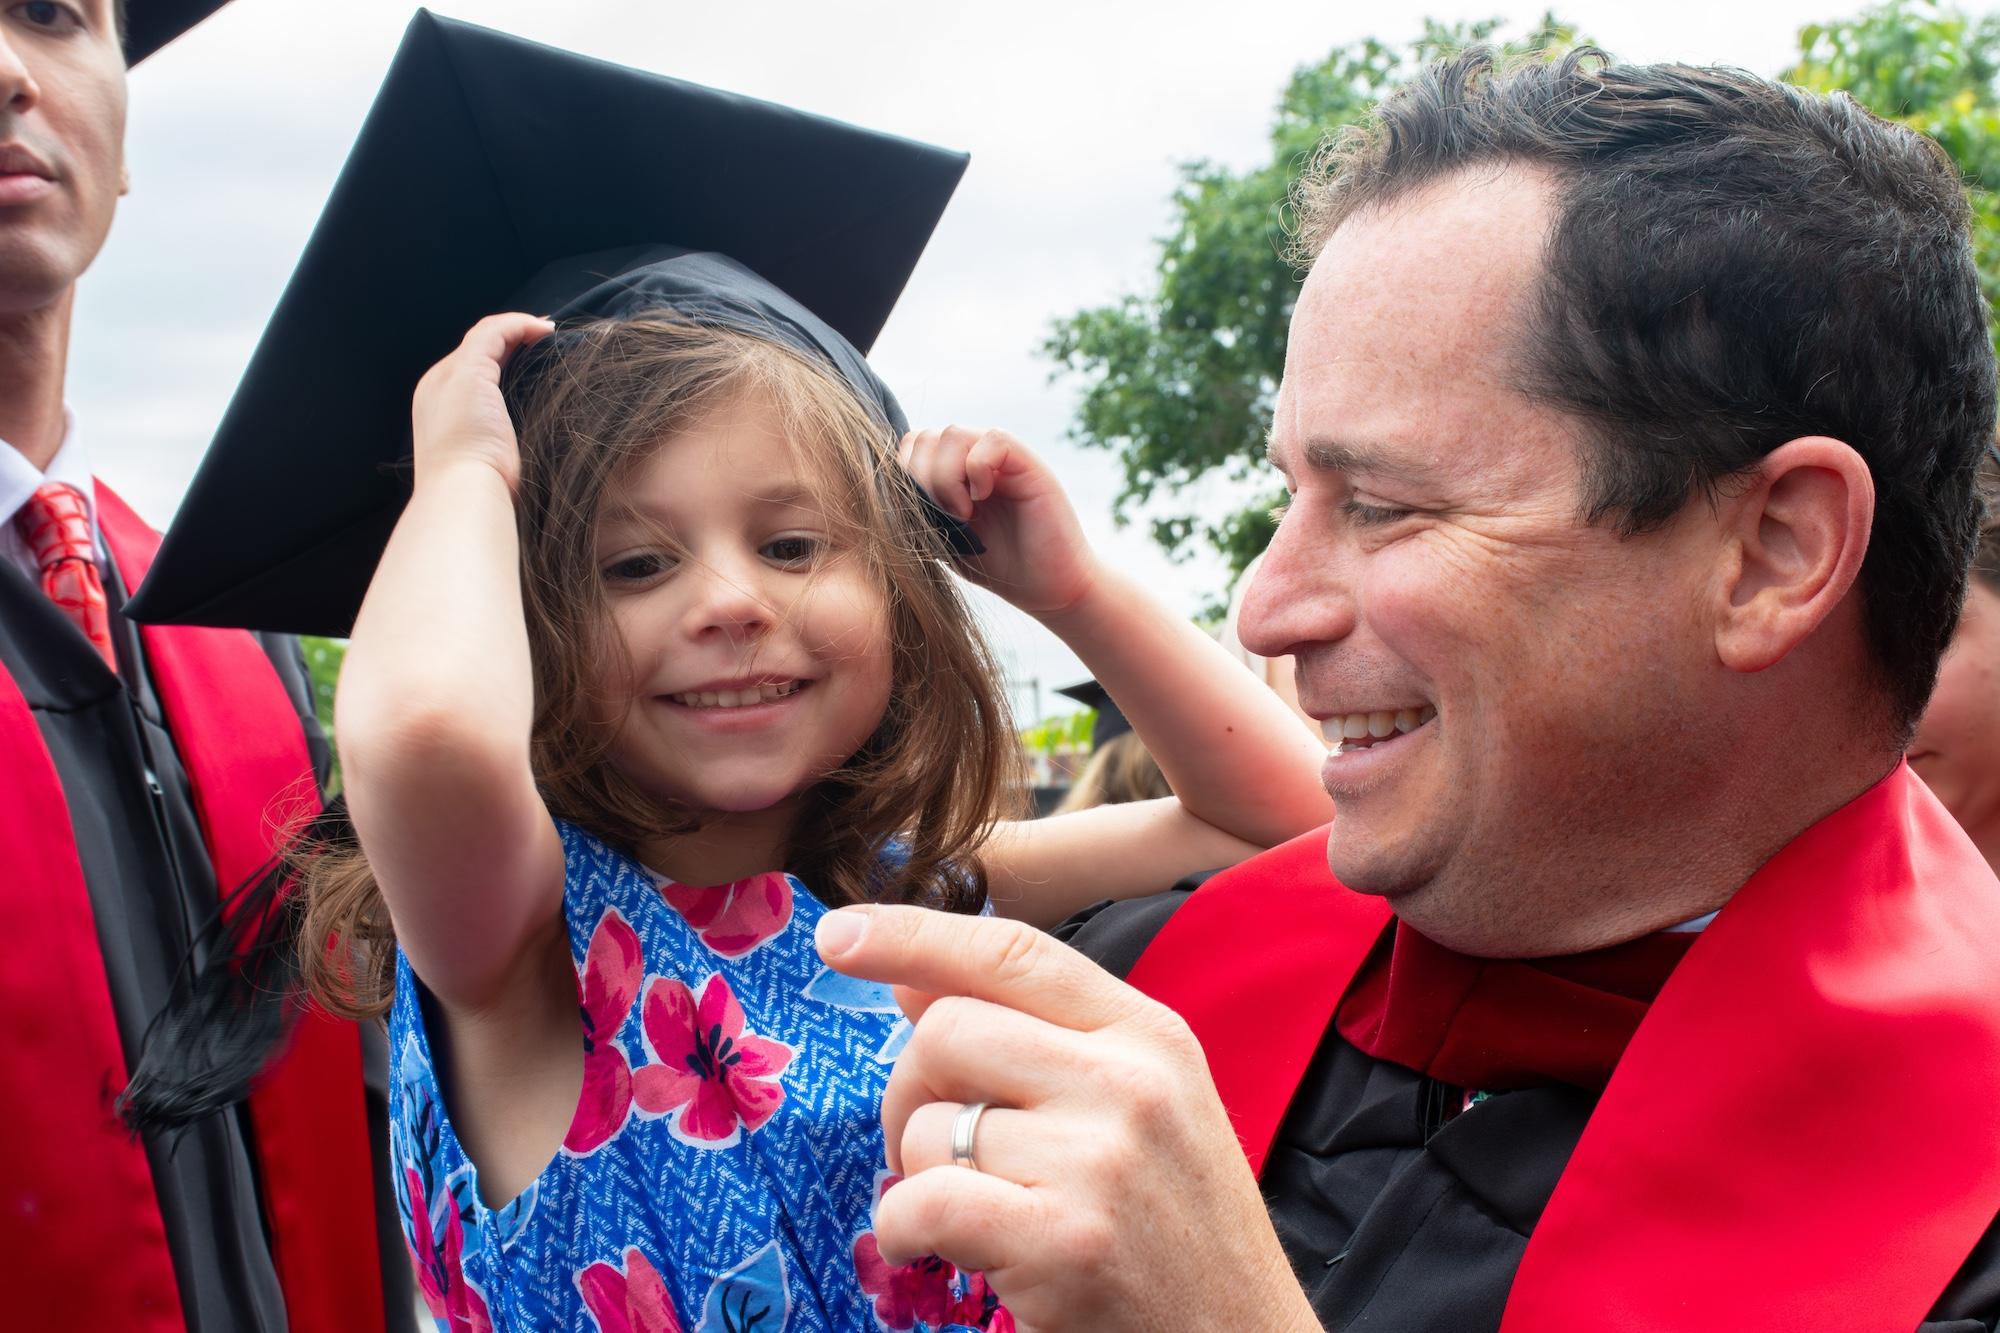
top-left (1711, 436), bottom-right (1874, 674)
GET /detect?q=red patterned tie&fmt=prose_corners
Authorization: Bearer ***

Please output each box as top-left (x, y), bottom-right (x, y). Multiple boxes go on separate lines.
top-left (16, 481), bottom-right (116, 673)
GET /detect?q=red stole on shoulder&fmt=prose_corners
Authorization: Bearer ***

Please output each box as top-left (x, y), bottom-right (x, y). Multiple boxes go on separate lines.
top-left (0, 484), bottom-right (384, 1332)
top-left (1334, 919), bottom-right (1693, 1093)
top-left (1127, 764), bottom-right (2000, 1329)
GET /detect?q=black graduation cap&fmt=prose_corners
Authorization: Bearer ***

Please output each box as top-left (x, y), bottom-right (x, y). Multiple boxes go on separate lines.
top-left (1056, 679), bottom-right (1133, 752)
top-left (126, 9), bottom-right (971, 636)
top-left (126, 0), bottom-right (232, 64)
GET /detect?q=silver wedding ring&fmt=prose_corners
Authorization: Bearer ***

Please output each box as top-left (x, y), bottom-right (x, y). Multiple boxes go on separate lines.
top-left (950, 1100), bottom-right (991, 1173)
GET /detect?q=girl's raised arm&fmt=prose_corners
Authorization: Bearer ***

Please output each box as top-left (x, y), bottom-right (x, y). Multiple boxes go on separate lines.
top-left (901, 427), bottom-right (1332, 927)
top-left (337, 314), bottom-right (569, 1010)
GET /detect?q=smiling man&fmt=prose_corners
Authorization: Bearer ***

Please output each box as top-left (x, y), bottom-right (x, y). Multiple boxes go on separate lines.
top-left (817, 49), bottom-right (2000, 1331)
top-left (0, 3), bottom-right (399, 1331)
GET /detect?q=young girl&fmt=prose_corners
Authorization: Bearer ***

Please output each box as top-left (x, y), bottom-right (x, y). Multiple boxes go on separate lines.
top-left (312, 308), bottom-right (1331, 1332)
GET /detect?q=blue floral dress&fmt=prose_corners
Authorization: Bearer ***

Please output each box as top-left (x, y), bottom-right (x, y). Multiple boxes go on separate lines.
top-left (388, 821), bottom-right (1013, 1333)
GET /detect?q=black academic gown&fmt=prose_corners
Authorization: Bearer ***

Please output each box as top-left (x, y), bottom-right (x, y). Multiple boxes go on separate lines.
top-left (1059, 890), bottom-right (2000, 1332)
top-left (0, 549), bottom-right (413, 1333)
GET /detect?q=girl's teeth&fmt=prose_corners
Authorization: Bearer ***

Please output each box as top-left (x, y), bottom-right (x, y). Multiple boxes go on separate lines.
top-left (676, 682), bottom-right (802, 708)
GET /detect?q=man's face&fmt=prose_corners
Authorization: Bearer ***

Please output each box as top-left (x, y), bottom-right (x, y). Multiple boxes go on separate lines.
top-left (0, 1), bottom-right (126, 314)
top-left (1242, 168), bottom-right (1726, 955)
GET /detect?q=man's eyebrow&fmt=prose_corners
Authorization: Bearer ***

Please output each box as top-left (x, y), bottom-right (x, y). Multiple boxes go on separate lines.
top-left (1286, 437), bottom-right (1429, 483)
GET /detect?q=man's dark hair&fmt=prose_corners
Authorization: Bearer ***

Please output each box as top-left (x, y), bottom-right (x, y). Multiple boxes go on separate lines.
top-left (1294, 49), bottom-right (1998, 736)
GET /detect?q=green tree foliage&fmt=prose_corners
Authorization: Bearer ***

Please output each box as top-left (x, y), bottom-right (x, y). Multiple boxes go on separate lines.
top-left (1785, 0), bottom-right (2000, 345)
top-left (1020, 707), bottom-right (1097, 756)
top-left (1042, 15), bottom-right (1581, 590)
top-left (300, 634), bottom-right (345, 792)
top-left (1045, 2), bottom-right (2000, 589)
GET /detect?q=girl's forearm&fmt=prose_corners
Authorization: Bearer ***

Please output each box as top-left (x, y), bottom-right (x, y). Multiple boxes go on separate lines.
top-left (1037, 565), bottom-right (1333, 846)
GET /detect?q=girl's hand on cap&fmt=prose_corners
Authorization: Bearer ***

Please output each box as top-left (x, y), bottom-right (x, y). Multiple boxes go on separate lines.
top-left (411, 312), bottom-right (555, 492)
top-left (899, 425), bottom-right (1099, 617)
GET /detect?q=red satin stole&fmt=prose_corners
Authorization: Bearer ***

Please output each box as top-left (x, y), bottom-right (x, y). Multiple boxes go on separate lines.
top-left (1127, 764), bottom-right (2000, 1330)
top-left (0, 484), bottom-right (384, 1332)
top-left (1334, 919), bottom-right (1693, 1093)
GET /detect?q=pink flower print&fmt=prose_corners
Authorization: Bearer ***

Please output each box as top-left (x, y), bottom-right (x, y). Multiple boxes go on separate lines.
top-left (657, 871), bottom-right (793, 957)
top-left (565, 908), bottom-right (642, 1154)
top-left (949, 1271), bottom-right (1015, 1332)
top-left (631, 973), bottom-right (792, 1146)
top-left (405, 1167), bottom-right (493, 1333)
top-left (853, 1175), bottom-right (958, 1330)
top-left (854, 1176), bottom-right (1015, 1331)
top-left (852, 1236), bottom-right (957, 1330)
top-left (577, 1247), bottom-right (685, 1333)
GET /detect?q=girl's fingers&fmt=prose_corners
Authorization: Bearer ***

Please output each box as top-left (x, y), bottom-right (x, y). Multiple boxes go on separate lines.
top-left (903, 424), bottom-right (1033, 515)
top-left (924, 426), bottom-right (979, 521)
top-left (455, 312), bottom-right (555, 376)
top-left (964, 430), bottom-right (1016, 504)
top-left (904, 429), bottom-right (941, 497)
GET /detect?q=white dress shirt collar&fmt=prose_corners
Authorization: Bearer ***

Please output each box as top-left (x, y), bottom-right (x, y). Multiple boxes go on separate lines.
top-left (0, 411), bottom-right (99, 580)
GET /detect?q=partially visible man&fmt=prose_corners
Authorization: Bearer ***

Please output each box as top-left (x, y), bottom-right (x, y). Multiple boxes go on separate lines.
top-left (816, 51), bottom-right (2000, 1330)
top-left (1912, 456), bottom-right (2000, 873)
top-left (0, 4), bottom-right (398, 1330)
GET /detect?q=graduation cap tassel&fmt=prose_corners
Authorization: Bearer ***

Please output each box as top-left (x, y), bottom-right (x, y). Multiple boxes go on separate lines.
top-left (115, 803), bottom-right (347, 1137)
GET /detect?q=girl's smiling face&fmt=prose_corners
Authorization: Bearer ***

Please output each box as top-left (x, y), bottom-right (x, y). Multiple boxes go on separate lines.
top-left (590, 391), bottom-right (894, 824)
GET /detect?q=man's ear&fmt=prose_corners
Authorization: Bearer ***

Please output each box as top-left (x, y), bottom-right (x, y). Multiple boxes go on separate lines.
top-left (1713, 436), bottom-right (1874, 674)
top-left (118, 160), bottom-right (129, 197)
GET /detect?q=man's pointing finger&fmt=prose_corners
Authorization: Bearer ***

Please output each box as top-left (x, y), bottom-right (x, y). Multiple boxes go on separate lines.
top-left (814, 904), bottom-right (1150, 1033)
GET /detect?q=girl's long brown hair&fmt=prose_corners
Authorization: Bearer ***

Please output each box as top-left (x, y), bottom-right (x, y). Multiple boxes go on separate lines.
top-left (299, 315), bottom-right (1022, 1020)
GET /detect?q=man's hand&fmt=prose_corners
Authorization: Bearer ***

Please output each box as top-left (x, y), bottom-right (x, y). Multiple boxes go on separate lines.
top-left (817, 905), bottom-right (1322, 1333)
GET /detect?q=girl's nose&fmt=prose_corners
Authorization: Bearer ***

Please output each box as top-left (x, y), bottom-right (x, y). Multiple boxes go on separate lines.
top-left (682, 557), bottom-right (779, 641)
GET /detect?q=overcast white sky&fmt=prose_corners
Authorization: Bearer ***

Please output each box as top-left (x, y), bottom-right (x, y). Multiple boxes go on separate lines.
top-left (76, 0), bottom-right (1899, 719)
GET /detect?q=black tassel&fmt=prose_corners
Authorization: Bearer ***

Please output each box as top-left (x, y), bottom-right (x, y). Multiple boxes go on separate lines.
top-left (117, 800), bottom-right (347, 1137)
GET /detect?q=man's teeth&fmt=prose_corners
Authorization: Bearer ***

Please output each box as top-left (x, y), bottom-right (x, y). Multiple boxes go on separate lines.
top-left (1328, 705), bottom-right (1437, 743)
top-left (672, 681), bottom-right (803, 708)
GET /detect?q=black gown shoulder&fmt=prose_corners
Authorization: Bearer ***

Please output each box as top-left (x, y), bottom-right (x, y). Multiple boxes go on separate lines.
top-left (1055, 889), bottom-right (2000, 1331)
top-left (1053, 884), bottom-right (1195, 975)
top-left (0, 556), bottom-right (411, 1332)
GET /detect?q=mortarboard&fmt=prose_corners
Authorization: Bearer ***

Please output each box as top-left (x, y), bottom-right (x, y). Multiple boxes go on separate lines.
top-left (126, 9), bottom-right (971, 636)
top-left (1056, 679), bottom-right (1134, 752)
top-left (125, 0), bottom-right (232, 65)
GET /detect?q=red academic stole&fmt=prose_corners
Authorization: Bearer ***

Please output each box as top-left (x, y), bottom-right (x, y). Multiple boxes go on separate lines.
top-left (1128, 764), bottom-right (2000, 1329)
top-left (0, 484), bottom-right (384, 1332)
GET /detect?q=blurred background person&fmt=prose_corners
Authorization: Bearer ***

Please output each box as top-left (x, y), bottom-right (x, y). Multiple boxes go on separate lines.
top-left (1053, 679), bottom-right (1172, 812)
top-left (1911, 452), bottom-right (2000, 871)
